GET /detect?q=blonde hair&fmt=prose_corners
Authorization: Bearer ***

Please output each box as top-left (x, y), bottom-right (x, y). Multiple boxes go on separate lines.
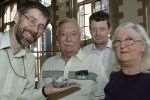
top-left (112, 22), bottom-right (150, 71)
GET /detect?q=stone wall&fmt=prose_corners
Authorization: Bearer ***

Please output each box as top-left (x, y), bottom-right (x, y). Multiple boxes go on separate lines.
top-left (109, 0), bottom-right (150, 35)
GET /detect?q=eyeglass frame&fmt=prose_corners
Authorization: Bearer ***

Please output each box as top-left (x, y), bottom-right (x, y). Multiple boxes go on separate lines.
top-left (22, 13), bottom-right (46, 33)
top-left (112, 37), bottom-right (143, 48)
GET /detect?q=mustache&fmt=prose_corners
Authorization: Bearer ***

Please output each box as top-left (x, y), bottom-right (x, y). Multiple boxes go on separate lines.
top-left (16, 31), bottom-right (38, 48)
top-left (22, 29), bottom-right (38, 41)
top-left (23, 29), bottom-right (38, 38)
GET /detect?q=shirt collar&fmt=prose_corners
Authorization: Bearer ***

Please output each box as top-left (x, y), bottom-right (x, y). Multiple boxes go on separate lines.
top-left (14, 49), bottom-right (27, 57)
top-left (61, 49), bottom-right (87, 62)
top-left (0, 32), bottom-right (27, 57)
top-left (92, 39), bottom-right (112, 50)
top-left (74, 49), bottom-right (87, 61)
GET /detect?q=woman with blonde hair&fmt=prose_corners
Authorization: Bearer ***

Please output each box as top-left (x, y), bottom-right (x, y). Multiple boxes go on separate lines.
top-left (104, 22), bottom-right (150, 100)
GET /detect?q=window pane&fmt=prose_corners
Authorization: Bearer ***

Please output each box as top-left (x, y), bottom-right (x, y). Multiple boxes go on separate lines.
top-left (77, 0), bottom-right (84, 3)
top-left (4, 4), bottom-right (17, 31)
top-left (41, 0), bottom-right (51, 7)
top-left (78, 3), bottom-right (91, 40)
top-left (93, 0), bottom-right (109, 12)
top-left (85, 26), bottom-right (90, 39)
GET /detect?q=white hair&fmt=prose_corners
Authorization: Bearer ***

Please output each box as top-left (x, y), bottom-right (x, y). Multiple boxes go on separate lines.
top-left (112, 22), bottom-right (150, 71)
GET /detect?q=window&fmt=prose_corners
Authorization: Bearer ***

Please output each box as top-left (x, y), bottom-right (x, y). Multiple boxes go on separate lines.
top-left (93, 0), bottom-right (109, 12)
top-left (4, 3), bottom-right (17, 32)
top-left (78, 3), bottom-right (92, 40)
top-left (77, 0), bottom-right (84, 3)
top-left (40, 0), bottom-right (51, 7)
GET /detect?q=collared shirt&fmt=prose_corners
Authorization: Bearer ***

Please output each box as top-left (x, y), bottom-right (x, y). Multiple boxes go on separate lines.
top-left (82, 39), bottom-right (112, 53)
top-left (0, 32), bottom-right (45, 100)
top-left (42, 49), bottom-right (108, 100)
top-left (82, 39), bottom-right (116, 77)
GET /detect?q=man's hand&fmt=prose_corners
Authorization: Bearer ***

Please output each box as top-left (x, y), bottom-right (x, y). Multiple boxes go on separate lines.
top-left (44, 82), bottom-right (80, 96)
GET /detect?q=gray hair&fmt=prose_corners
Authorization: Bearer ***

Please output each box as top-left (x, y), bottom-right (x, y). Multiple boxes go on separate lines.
top-left (112, 22), bottom-right (150, 71)
top-left (113, 22), bottom-right (150, 45)
top-left (57, 18), bottom-right (80, 34)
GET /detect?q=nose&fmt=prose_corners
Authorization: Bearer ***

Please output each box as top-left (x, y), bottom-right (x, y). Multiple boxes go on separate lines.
top-left (32, 25), bottom-right (39, 33)
top-left (120, 41), bottom-right (127, 49)
top-left (28, 26), bottom-right (39, 38)
top-left (66, 34), bottom-right (72, 41)
top-left (95, 29), bottom-right (103, 36)
top-left (96, 29), bottom-right (100, 34)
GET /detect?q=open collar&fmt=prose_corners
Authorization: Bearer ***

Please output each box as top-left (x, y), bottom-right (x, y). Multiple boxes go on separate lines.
top-left (92, 39), bottom-right (112, 50)
top-left (60, 49), bottom-right (87, 62)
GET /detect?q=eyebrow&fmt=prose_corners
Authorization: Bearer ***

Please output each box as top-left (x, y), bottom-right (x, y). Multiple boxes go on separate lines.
top-left (30, 14), bottom-right (46, 26)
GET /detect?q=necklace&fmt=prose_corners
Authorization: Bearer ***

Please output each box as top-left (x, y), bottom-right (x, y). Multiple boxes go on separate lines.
top-left (5, 48), bottom-right (26, 79)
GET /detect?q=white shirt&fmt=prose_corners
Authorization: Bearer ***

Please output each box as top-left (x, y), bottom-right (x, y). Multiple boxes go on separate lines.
top-left (82, 39), bottom-right (115, 77)
top-left (0, 32), bottom-right (45, 100)
top-left (42, 49), bottom-right (108, 100)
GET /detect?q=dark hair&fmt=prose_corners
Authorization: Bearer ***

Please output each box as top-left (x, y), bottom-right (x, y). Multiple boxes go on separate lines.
top-left (89, 10), bottom-right (110, 28)
top-left (18, 1), bottom-right (50, 24)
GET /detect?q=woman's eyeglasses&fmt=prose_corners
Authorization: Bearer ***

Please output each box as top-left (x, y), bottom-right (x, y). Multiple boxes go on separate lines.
top-left (112, 37), bottom-right (142, 48)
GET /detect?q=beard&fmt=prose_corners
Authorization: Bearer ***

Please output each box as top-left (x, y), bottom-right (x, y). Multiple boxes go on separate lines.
top-left (15, 24), bottom-right (38, 48)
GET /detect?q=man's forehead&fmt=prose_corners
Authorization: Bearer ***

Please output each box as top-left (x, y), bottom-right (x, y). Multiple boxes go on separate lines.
top-left (61, 22), bottom-right (79, 29)
top-left (25, 8), bottom-right (44, 16)
top-left (91, 20), bottom-right (107, 24)
top-left (25, 8), bottom-right (48, 24)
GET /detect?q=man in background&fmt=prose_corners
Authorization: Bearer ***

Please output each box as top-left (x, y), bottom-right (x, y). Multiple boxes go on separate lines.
top-left (83, 11), bottom-right (115, 77)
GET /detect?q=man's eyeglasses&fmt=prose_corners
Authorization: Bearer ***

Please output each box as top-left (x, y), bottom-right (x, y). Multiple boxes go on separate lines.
top-left (112, 37), bottom-right (142, 48)
top-left (22, 14), bottom-right (45, 33)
